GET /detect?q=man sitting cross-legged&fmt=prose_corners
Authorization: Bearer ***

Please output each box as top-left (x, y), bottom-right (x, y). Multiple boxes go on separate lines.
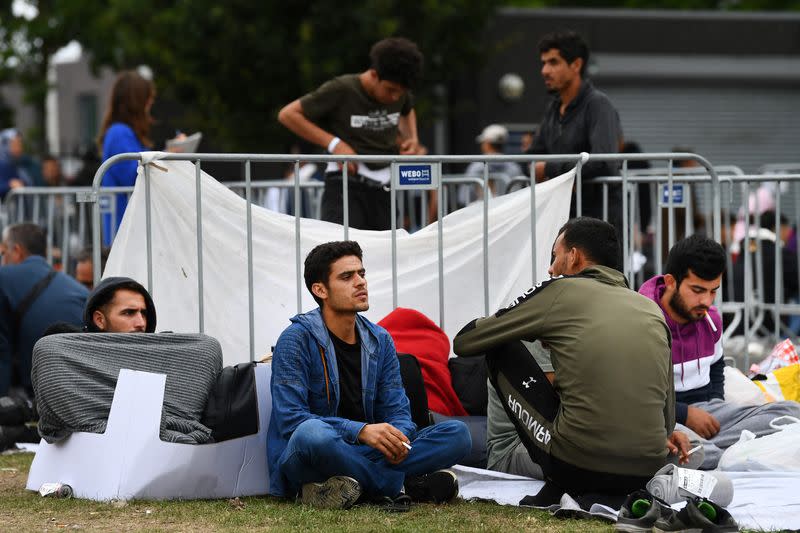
top-left (267, 241), bottom-right (471, 509)
top-left (639, 234), bottom-right (800, 468)
top-left (455, 217), bottom-right (690, 506)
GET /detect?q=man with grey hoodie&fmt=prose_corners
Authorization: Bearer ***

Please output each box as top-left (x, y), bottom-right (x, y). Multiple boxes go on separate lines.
top-left (83, 277), bottom-right (156, 334)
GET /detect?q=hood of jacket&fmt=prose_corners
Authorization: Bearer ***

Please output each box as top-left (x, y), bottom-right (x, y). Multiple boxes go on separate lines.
top-left (639, 275), bottom-right (721, 370)
top-left (83, 276), bottom-right (157, 332)
top-left (575, 264), bottom-right (629, 288)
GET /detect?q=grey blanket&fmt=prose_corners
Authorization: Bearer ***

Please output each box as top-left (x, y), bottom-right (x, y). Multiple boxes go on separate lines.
top-left (31, 333), bottom-right (222, 444)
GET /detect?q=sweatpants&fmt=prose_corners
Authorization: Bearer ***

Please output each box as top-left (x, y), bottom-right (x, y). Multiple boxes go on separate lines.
top-left (493, 439), bottom-right (545, 480)
top-left (678, 398), bottom-right (800, 469)
top-left (486, 341), bottom-right (651, 495)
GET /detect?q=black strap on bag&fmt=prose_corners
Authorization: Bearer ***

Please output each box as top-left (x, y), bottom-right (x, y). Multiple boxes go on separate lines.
top-left (8, 269), bottom-right (56, 389)
top-left (12, 270), bottom-right (57, 337)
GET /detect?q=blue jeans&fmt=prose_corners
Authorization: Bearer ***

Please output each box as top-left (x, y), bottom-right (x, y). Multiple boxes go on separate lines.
top-left (277, 418), bottom-right (472, 498)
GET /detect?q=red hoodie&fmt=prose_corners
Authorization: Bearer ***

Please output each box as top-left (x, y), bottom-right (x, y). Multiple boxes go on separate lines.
top-left (379, 308), bottom-right (468, 416)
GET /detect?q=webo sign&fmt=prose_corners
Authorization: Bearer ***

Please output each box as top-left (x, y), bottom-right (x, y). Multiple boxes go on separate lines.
top-left (392, 162), bottom-right (440, 190)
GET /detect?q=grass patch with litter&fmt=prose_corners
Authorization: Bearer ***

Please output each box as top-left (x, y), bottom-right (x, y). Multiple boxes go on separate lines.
top-left (0, 452), bottom-right (615, 532)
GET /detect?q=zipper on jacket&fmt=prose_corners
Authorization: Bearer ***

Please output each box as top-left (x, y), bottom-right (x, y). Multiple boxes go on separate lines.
top-left (318, 345), bottom-right (331, 407)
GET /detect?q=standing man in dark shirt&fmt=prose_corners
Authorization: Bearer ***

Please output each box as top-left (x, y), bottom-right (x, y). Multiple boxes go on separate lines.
top-left (267, 241), bottom-right (471, 509)
top-left (278, 38), bottom-right (424, 231)
top-left (528, 31), bottom-right (623, 227)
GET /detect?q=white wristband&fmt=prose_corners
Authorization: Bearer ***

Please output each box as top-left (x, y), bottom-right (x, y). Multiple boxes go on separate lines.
top-left (327, 137), bottom-right (341, 154)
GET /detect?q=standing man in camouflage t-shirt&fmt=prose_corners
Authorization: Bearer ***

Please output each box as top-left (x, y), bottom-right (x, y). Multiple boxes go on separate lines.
top-left (278, 37), bottom-right (424, 231)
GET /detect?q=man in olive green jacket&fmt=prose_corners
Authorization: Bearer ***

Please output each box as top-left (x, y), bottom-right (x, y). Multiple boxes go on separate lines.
top-left (454, 217), bottom-right (689, 504)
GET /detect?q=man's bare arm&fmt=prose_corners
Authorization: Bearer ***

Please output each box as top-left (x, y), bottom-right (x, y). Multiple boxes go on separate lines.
top-left (398, 109), bottom-right (420, 155)
top-left (277, 99), bottom-right (355, 156)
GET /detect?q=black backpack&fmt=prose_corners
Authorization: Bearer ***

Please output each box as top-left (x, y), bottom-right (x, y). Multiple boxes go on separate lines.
top-left (448, 355), bottom-right (488, 416)
top-left (397, 353), bottom-right (431, 429)
top-left (202, 362), bottom-right (259, 442)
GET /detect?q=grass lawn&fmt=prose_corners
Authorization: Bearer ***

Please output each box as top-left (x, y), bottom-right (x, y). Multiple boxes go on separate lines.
top-left (1, 452), bottom-right (616, 532)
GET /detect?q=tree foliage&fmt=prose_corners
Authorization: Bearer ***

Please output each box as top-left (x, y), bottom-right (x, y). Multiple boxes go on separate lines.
top-left (65, 1), bottom-right (500, 152)
top-left (3, 0), bottom-right (798, 153)
top-left (506, 0), bottom-right (800, 9)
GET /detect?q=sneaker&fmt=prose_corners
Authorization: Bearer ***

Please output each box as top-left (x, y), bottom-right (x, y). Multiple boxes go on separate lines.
top-left (403, 469), bottom-right (459, 503)
top-left (299, 476), bottom-right (362, 510)
top-left (653, 497), bottom-right (739, 533)
top-left (615, 489), bottom-right (672, 533)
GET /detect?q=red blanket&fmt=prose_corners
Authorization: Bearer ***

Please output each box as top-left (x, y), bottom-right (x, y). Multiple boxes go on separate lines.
top-left (379, 307), bottom-right (468, 417)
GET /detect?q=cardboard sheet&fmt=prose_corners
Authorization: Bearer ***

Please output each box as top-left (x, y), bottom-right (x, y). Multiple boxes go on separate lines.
top-left (26, 364), bottom-right (271, 500)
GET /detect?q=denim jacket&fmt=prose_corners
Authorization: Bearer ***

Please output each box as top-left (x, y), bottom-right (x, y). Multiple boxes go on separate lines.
top-left (267, 308), bottom-right (415, 496)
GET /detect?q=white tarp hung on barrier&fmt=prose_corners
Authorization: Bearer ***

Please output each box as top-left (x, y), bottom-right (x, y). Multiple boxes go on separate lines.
top-left (104, 156), bottom-right (574, 365)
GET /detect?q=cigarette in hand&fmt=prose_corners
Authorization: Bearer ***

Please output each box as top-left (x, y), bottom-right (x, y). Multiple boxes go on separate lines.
top-left (686, 445), bottom-right (702, 456)
top-left (705, 313), bottom-right (717, 332)
top-left (401, 441), bottom-right (412, 450)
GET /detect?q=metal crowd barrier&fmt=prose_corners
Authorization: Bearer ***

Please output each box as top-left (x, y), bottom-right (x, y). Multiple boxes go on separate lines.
top-left (0, 186), bottom-right (134, 271)
top-left (0, 174), bottom-right (519, 271)
top-left (84, 152), bottom-right (719, 362)
top-left (6, 151), bottom-right (798, 370)
top-left (592, 167), bottom-right (800, 369)
top-left (725, 174), bottom-right (800, 360)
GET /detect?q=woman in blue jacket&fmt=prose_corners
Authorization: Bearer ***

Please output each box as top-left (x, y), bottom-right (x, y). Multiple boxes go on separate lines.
top-left (97, 70), bottom-right (155, 245)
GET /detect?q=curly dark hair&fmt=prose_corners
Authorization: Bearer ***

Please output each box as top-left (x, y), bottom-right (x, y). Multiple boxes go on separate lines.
top-left (369, 37), bottom-right (424, 89)
top-left (304, 241), bottom-right (363, 307)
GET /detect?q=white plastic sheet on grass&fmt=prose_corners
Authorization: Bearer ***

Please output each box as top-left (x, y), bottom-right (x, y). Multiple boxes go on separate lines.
top-left (104, 158), bottom-right (574, 365)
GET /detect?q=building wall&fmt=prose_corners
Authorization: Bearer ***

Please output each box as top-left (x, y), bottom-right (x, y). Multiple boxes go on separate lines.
top-left (0, 84), bottom-right (38, 141)
top-left (452, 8), bottom-right (800, 171)
top-left (52, 57), bottom-right (117, 156)
top-left (0, 54), bottom-right (116, 157)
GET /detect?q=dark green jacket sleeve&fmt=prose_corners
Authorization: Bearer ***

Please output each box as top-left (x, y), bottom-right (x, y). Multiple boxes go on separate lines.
top-left (453, 278), bottom-right (564, 357)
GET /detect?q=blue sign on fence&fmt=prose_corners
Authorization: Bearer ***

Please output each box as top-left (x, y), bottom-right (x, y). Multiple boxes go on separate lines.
top-left (392, 162), bottom-right (440, 190)
top-left (660, 184), bottom-right (687, 207)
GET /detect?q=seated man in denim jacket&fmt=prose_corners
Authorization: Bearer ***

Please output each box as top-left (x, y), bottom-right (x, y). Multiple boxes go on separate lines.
top-left (267, 240), bottom-right (471, 509)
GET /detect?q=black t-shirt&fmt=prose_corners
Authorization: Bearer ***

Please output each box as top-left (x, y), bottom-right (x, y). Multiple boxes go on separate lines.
top-left (300, 74), bottom-right (413, 168)
top-left (329, 329), bottom-right (365, 422)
